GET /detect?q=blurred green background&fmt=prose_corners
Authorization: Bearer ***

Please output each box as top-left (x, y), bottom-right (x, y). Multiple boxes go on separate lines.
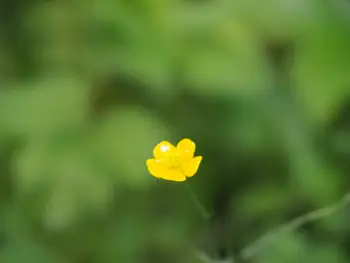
top-left (1, 0), bottom-right (350, 262)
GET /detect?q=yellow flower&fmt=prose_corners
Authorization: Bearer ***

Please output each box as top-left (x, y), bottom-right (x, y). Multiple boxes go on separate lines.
top-left (146, 138), bottom-right (202, 182)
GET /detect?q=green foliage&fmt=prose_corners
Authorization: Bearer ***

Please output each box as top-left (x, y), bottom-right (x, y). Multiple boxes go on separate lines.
top-left (1, 0), bottom-right (350, 262)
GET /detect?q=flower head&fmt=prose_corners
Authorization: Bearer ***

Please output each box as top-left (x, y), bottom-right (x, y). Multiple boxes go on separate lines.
top-left (146, 138), bottom-right (202, 182)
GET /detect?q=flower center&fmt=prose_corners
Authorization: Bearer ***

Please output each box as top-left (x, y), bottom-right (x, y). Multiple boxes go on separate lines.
top-left (167, 153), bottom-right (181, 168)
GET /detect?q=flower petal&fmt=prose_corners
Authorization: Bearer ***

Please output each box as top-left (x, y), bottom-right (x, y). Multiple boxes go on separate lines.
top-left (153, 141), bottom-right (176, 160)
top-left (162, 169), bottom-right (186, 182)
top-left (177, 138), bottom-right (196, 161)
top-left (182, 156), bottom-right (202, 177)
top-left (146, 159), bottom-right (165, 178)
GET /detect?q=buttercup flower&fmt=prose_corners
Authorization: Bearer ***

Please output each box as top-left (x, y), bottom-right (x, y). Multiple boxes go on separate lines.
top-left (146, 138), bottom-right (202, 182)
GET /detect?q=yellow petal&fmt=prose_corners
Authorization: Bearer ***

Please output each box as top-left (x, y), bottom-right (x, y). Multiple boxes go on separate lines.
top-left (146, 159), bottom-right (166, 178)
top-left (162, 169), bottom-right (186, 182)
top-left (182, 156), bottom-right (202, 177)
top-left (153, 141), bottom-right (176, 160)
top-left (177, 138), bottom-right (196, 161)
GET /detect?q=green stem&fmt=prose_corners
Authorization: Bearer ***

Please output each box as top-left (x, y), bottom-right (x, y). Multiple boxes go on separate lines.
top-left (186, 181), bottom-right (211, 220)
top-left (240, 193), bottom-right (350, 261)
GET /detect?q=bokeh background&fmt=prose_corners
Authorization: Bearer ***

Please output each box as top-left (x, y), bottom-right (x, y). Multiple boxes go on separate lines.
top-left (1, 0), bottom-right (350, 262)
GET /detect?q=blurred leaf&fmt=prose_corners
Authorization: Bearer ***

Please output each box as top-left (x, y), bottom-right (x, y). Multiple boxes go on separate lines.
top-left (308, 244), bottom-right (347, 263)
top-left (0, 237), bottom-right (64, 263)
top-left (13, 136), bottom-right (113, 230)
top-left (290, 149), bottom-right (342, 205)
top-left (294, 25), bottom-right (350, 123)
top-left (238, 184), bottom-right (292, 219)
top-left (93, 106), bottom-right (169, 187)
top-left (257, 232), bottom-right (308, 263)
top-left (13, 139), bottom-right (51, 193)
top-left (315, 209), bottom-right (350, 237)
top-left (181, 22), bottom-right (266, 97)
top-left (43, 146), bottom-right (113, 230)
top-left (0, 78), bottom-right (90, 137)
top-left (259, 237), bottom-right (347, 263)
